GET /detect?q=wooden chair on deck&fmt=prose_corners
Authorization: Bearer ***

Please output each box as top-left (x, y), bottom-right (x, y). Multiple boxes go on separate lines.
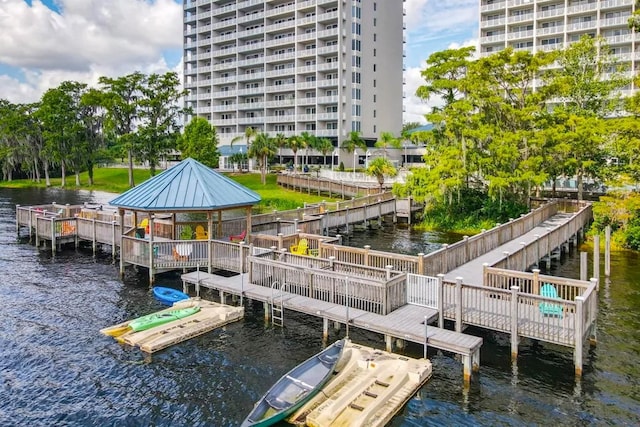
top-left (539, 283), bottom-right (563, 318)
top-left (290, 238), bottom-right (309, 255)
top-left (195, 225), bottom-right (208, 240)
top-left (173, 244), bottom-right (192, 261)
top-left (230, 230), bottom-right (246, 242)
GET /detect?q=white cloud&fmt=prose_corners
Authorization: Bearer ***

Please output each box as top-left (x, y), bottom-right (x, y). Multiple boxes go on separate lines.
top-left (0, 0), bottom-right (182, 102)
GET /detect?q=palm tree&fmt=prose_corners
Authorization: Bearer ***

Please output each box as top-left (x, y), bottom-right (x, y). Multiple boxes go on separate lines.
top-left (273, 132), bottom-right (287, 166)
top-left (231, 126), bottom-right (257, 170)
top-left (248, 132), bottom-right (277, 184)
top-left (374, 131), bottom-right (401, 158)
top-left (341, 131), bottom-right (367, 174)
top-left (287, 135), bottom-right (306, 172)
top-left (366, 157), bottom-right (398, 191)
top-left (314, 137), bottom-right (335, 167)
top-left (299, 131), bottom-right (315, 167)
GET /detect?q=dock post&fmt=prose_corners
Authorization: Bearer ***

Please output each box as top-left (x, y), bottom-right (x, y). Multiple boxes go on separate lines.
top-left (532, 269), bottom-right (540, 295)
top-left (264, 302), bottom-right (270, 322)
top-left (455, 277), bottom-right (463, 333)
top-left (441, 244), bottom-right (449, 274)
top-left (520, 242), bottom-right (526, 271)
top-left (92, 218), bottom-right (97, 257)
top-left (15, 205), bottom-right (20, 238)
top-left (534, 234), bottom-right (540, 267)
top-left (574, 296), bottom-right (584, 377)
top-left (589, 278), bottom-right (598, 345)
top-left (580, 252), bottom-right (588, 281)
top-left (503, 251), bottom-right (510, 270)
top-left (510, 286), bottom-right (520, 361)
top-left (437, 274), bottom-right (445, 329)
top-left (605, 225), bottom-right (611, 277)
top-left (322, 317), bottom-right (329, 341)
top-left (423, 316), bottom-right (428, 359)
top-left (345, 207), bottom-right (350, 235)
top-left (472, 348), bottom-right (481, 372)
top-left (463, 355), bottom-right (472, 385)
top-left (593, 234), bottom-right (600, 281)
top-left (385, 335), bottom-right (393, 352)
top-left (29, 208), bottom-right (33, 242)
top-left (50, 219), bottom-right (56, 257)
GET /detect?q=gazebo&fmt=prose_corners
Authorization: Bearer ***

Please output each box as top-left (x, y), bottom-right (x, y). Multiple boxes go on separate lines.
top-left (109, 158), bottom-right (261, 283)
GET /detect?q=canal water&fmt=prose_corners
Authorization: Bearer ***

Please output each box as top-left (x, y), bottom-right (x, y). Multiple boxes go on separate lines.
top-left (0, 187), bottom-right (638, 426)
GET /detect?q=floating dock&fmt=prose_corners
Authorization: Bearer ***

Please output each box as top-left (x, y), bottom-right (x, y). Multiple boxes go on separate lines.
top-left (100, 298), bottom-right (244, 353)
top-left (289, 341), bottom-right (432, 427)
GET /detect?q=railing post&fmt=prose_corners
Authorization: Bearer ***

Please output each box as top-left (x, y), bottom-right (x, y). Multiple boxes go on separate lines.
top-left (482, 263), bottom-right (489, 286)
top-left (510, 285), bottom-right (520, 361)
top-left (437, 274), bottom-right (444, 328)
top-left (50, 218), bottom-right (56, 256)
top-left (92, 218), bottom-right (97, 257)
top-left (423, 315), bottom-right (428, 359)
top-left (520, 241), bottom-right (527, 271)
top-left (441, 244), bottom-right (449, 274)
top-left (503, 251), bottom-right (510, 270)
top-left (593, 234), bottom-right (600, 281)
top-left (574, 296), bottom-right (585, 377)
top-left (277, 233), bottom-right (283, 250)
top-left (417, 252), bottom-right (424, 275)
top-left (534, 234), bottom-right (540, 268)
top-left (364, 245), bottom-right (370, 266)
top-left (345, 207), bottom-right (350, 235)
top-left (532, 269), bottom-right (540, 295)
top-left (455, 277), bottom-right (463, 333)
top-left (605, 225), bottom-right (611, 277)
top-left (463, 235), bottom-right (469, 262)
top-left (112, 220), bottom-right (117, 259)
top-left (15, 204), bottom-right (20, 238)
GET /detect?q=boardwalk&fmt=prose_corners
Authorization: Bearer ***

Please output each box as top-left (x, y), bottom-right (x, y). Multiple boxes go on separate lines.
top-left (181, 270), bottom-right (483, 382)
top-left (15, 197), bottom-right (596, 378)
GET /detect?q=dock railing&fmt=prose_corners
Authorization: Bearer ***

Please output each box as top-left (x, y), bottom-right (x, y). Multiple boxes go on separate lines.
top-left (248, 250), bottom-right (407, 315)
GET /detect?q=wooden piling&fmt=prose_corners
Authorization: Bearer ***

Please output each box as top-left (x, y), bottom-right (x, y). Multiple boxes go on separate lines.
top-left (593, 234), bottom-right (600, 280)
top-left (580, 252), bottom-right (588, 281)
top-left (605, 225), bottom-right (611, 277)
top-left (510, 285), bottom-right (520, 361)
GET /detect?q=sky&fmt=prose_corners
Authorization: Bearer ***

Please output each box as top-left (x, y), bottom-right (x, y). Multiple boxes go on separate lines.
top-left (0, 0), bottom-right (479, 125)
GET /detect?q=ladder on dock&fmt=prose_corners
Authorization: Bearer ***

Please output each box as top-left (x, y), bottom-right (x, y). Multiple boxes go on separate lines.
top-left (271, 281), bottom-right (288, 327)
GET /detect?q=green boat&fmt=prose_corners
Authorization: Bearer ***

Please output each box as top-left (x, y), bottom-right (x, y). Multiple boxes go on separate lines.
top-left (128, 306), bottom-right (200, 332)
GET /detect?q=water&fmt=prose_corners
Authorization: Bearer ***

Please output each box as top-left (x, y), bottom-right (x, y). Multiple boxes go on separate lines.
top-left (1, 188), bottom-right (639, 426)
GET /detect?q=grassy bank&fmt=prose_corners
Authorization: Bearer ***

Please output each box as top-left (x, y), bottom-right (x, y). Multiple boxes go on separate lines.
top-left (0, 169), bottom-right (337, 212)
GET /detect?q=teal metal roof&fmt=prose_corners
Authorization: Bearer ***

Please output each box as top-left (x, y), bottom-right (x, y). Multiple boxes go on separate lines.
top-left (109, 158), bottom-right (261, 211)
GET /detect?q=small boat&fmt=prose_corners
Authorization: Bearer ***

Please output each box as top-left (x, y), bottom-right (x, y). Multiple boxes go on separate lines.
top-left (153, 286), bottom-right (189, 306)
top-left (128, 306), bottom-right (200, 332)
top-left (241, 339), bottom-right (346, 427)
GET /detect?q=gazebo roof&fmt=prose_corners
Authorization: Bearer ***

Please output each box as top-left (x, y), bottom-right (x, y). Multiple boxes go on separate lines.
top-left (109, 158), bottom-right (261, 211)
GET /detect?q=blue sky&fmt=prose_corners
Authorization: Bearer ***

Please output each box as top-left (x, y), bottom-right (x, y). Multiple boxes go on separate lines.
top-left (0, 0), bottom-right (478, 123)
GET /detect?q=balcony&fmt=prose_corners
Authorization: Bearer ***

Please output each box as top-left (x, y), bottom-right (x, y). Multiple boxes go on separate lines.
top-left (537, 25), bottom-right (563, 36)
top-left (600, 17), bottom-right (632, 27)
top-left (507, 30), bottom-right (533, 41)
top-left (567, 3), bottom-right (598, 14)
top-left (480, 1), bottom-right (506, 13)
top-left (508, 13), bottom-right (534, 24)
top-left (238, 101), bottom-right (265, 110)
top-left (481, 34), bottom-right (506, 44)
top-left (481, 18), bottom-right (506, 28)
top-left (538, 8), bottom-right (565, 19)
top-left (567, 21), bottom-right (597, 32)
top-left (600, 0), bottom-right (635, 9)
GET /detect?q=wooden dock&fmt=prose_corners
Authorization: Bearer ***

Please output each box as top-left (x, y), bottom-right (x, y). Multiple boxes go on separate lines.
top-left (100, 298), bottom-right (244, 353)
top-left (181, 271), bottom-right (482, 382)
top-left (289, 341), bottom-right (432, 427)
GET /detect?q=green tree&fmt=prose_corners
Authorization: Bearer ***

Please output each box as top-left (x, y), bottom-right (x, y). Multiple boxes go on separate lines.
top-left (374, 131), bottom-right (401, 158)
top-left (341, 131), bottom-right (366, 174)
top-left (99, 72), bottom-right (145, 187)
top-left (248, 132), bottom-right (277, 185)
top-left (366, 157), bottom-right (397, 190)
top-left (232, 126), bottom-right (257, 170)
top-left (629, 1), bottom-right (640, 32)
top-left (137, 72), bottom-right (187, 176)
top-left (286, 135), bottom-right (305, 172)
top-left (273, 132), bottom-right (288, 165)
top-left (178, 117), bottom-right (219, 168)
top-left (79, 88), bottom-right (106, 186)
top-left (314, 137), bottom-right (335, 167)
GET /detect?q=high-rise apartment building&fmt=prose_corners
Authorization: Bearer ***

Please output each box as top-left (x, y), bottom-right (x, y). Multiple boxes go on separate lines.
top-left (479, 0), bottom-right (638, 95)
top-left (182, 0), bottom-right (405, 162)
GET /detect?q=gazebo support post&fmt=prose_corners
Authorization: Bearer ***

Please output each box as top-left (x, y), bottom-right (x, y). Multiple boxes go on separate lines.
top-left (217, 211), bottom-right (222, 239)
top-left (245, 206), bottom-right (252, 242)
top-left (148, 214), bottom-right (155, 286)
top-left (119, 208), bottom-right (125, 278)
top-left (207, 212), bottom-right (213, 274)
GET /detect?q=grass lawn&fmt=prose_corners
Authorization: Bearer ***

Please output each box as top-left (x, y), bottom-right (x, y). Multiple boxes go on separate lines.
top-left (1, 168), bottom-right (338, 211)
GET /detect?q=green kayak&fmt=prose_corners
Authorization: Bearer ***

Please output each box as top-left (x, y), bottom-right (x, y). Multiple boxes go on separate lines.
top-left (128, 306), bottom-right (200, 332)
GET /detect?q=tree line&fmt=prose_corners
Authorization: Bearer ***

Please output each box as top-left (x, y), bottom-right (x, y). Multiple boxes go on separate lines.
top-left (393, 34), bottom-right (640, 245)
top-left (0, 71), bottom-right (186, 188)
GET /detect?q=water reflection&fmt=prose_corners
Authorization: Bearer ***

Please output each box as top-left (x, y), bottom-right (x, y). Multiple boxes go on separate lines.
top-left (1, 188), bottom-right (639, 426)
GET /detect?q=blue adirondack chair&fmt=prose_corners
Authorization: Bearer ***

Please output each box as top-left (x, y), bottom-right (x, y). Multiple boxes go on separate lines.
top-left (539, 283), bottom-right (563, 318)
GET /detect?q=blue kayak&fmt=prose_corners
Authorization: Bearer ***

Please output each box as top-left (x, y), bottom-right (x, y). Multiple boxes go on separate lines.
top-left (153, 286), bottom-right (189, 306)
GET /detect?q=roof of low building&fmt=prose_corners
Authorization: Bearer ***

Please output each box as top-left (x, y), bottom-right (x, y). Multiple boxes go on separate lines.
top-left (109, 158), bottom-right (261, 211)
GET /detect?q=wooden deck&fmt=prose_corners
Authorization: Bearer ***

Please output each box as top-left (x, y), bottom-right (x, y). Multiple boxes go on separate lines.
top-left (181, 270), bottom-right (483, 381)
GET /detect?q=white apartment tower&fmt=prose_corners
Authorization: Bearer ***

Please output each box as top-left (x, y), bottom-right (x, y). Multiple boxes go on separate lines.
top-left (479, 0), bottom-right (638, 93)
top-left (183, 0), bottom-right (405, 153)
